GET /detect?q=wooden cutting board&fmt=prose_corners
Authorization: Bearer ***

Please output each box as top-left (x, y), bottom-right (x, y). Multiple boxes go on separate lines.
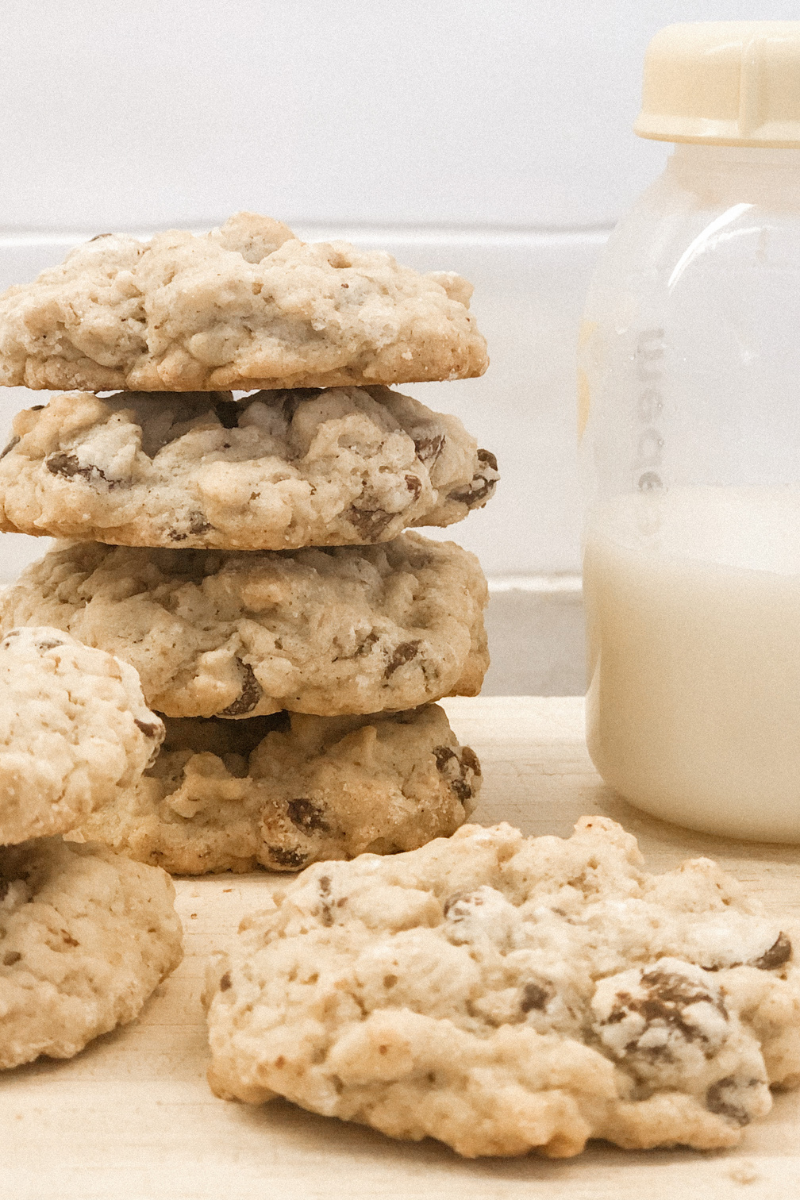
top-left (2, 696), bottom-right (799, 1200)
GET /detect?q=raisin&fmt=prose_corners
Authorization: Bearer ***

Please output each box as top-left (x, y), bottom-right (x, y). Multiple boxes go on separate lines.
top-left (287, 798), bottom-right (329, 833)
top-left (405, 474), bottom-right (422, 499)
top-left (753, 932), bottom-right (792, 970)
top-left (62, 930), bottom-right (79, 946)
top-left (88, 232), bottom-right (113, 242)
top-left (220, 660), bottom-right (262, 717)
top-left (219, 972), bottom-right (232, 992)
top-left (3, 951), bottom-right (21, 966)
top-left (413, 433), bottom-right (445, 467)
top-left (384, 640), bottom-right (420, 678)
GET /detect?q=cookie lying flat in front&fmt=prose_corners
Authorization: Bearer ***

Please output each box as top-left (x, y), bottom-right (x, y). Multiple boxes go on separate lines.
top-left (68, 705), bottom-right (481, 875)
top-left (0, 387), bottom-right (498, 550)
top-left (0, 534), bottom-right (488, 719)
top-left (204, 817), bottom-right (800, 1157)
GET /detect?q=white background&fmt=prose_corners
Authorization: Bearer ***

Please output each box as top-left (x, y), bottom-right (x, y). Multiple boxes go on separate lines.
top-left (1, 0), bottom-right (795, 580)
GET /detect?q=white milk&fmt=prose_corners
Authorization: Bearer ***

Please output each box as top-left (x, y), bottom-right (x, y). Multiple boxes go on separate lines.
top-left (584, 486), bottom-right (800, 841)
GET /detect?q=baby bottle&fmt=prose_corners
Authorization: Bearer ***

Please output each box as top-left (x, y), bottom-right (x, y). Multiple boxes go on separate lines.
top-left (580, 22), bottom-right (800, 841)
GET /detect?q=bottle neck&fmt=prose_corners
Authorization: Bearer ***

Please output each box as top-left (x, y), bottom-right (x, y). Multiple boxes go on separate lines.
top-left (666, 142), bottom-right (800, 206)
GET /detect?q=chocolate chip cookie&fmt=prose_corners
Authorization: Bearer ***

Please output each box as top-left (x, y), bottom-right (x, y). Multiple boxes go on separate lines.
top-left (205, 817), bottom-right (800, 1157)
top-left (0, 212), bottom-right (488, 392)
top-left (70, 704), bottom-right (481, 875)
top-left (0, 534), bottom-right (488, 719)
top-left (0, 386), bottom-right (497, 549)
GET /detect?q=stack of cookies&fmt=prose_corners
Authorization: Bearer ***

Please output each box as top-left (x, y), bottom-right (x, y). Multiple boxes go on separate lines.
top-left (0, 213), bottom-right (498, 875)
top-left (0, 626), bottom-right (183, 1069)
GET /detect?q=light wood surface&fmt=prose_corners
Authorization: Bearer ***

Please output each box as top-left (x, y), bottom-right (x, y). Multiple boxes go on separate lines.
top-left (2, 696), bottom-right (799, 1200)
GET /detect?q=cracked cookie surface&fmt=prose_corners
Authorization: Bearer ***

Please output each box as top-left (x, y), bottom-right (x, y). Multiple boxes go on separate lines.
top-left (0, 386), bottom-right (498, 549)
top-left (0, 534), bottom-right (488, 719)
top-left (0, 626), bottom-right (163, 844)
top-left (0, 838), bottom-right (182, 1070)
top-left (70, 704), bottom-right (481, 875)
top-left (0, 212), bottom-right (488, 392)
top-left (204, 817), bottom-right (800, 1157)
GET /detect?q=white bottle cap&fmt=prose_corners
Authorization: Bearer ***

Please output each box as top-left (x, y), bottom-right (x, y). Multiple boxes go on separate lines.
top-left (635, 22), bottom-right (800, 147)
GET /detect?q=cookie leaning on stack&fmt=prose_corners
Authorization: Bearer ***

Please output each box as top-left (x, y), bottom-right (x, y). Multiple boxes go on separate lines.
top-left (0, 627), bottom-right (183, 1069)
top-left (0, 212), bottom-right (498, 874)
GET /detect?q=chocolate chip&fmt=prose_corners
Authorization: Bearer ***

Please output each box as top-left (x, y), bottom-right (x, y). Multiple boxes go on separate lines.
top-left (214, 400), bottom-right (243, 430)
top-left (220, 660), bottom-right (262, 717)
top-left (2, 951), bottom-right (21, 966)
top-left (461, 746), bottom-right (482, 777)
top-left (356, 631), bottom-right (380, 657)
top-left (405, 474), bottom-right (422, 499)
top-left (383, 974), bottom-right (398, 989)
top-left (30, 405), bottom-right (44, 412)
top-left (45, 451), bottom-right (119, 488)
top-left (450, 778), bottom-right (473, 802)
top-left (446, 448), bottom-right (499, 509)
top-left (0, 436), bottom-right (20, 461)
top-left (433, 744), bottom-right (479, 802)
top-left (188, 511), bottom-right (213, 535)
top-left (267, 846), bottom-right (309, 870)
top-left (219, 971), bottom-right (232, 991)
top-left (520, 981), bottom-right (552, 1013)
top-left (384, 640), bottom-right (420, 678)
top-left (753, 932), bottom-right (792, 970)
top-left (706, 1075), bottom-right (762, 1126)
top-left (346, 506), bottom-right (395, 541)
top-left (609, 968), bottom-right (727, 1050)
top-left (61, 930), bottom-right (79, 946)
top-left (134, 719), bottom-right (162, 739)
top-left (287, 798), bottom-right (329, 833)
top-left (413, 433), bottom-right (445, 467)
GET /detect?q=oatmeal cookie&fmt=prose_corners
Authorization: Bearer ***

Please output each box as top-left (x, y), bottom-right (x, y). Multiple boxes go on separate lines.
top-left (0, 838), bottom-right (182, 1070)
top-left (0, 212), bottom-right (488, 391)
top-left (0, 626), bottom-right (163, 845)
top-left (70, 705), bottom-right (481, 875)
top-left (0, 386), bottom-right (498, 549)
top-left (205, 817), bottom-right (800, 1157)
top-left (0, 534), bottom-right (488, 719)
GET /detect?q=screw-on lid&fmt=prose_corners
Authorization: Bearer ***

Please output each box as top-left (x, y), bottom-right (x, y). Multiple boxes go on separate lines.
top-left (635, 22), bottom-right (800, 147)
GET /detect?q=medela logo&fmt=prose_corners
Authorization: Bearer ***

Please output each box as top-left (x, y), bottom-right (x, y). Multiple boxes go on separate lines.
top-left (633, 328), bottom-right (665, 492)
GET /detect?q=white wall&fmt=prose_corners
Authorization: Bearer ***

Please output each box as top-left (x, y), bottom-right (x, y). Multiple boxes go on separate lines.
top-left (1, 0), bottom-right (795, 580)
